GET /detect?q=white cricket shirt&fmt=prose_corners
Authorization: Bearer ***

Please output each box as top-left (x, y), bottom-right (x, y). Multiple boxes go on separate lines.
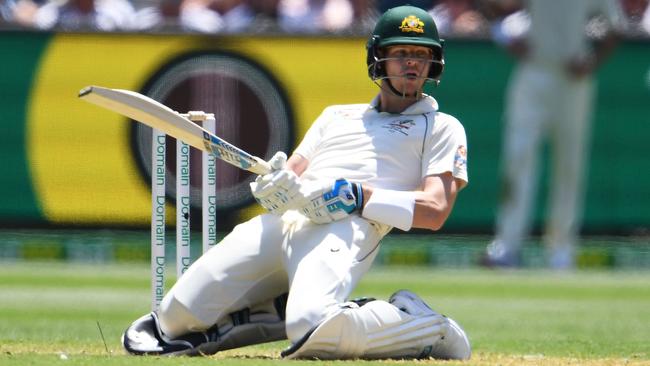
top-left (294, 94), bottom-right (468, 191)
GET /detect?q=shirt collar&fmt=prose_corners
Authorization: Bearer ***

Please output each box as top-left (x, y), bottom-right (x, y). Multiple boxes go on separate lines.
top-left (368, 94), bottom-right (439, 115)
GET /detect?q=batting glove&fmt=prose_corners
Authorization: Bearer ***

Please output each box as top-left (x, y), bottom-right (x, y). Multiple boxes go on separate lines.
top-left (250, 152), bottom-right (302, 215)
top-left (298, 178), bottom-right (363, 224)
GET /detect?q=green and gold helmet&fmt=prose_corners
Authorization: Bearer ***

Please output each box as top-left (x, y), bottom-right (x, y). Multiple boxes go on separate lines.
top-left (366, 5), bottom-right (444, 82)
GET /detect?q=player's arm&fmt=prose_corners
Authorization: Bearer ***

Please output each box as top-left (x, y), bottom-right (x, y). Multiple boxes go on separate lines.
top-left (360, 172), bottom-right (462, 231)
top-left (484, 0), bottom-right (527, 54)
top-left (567, 0), bottom-right (627, 79)
top-left (566, 31), bottom-right (621, 79)
top-left (293, 173), bottom-right (464, 230)
top-left (412, 172), bottom-right (462, 230)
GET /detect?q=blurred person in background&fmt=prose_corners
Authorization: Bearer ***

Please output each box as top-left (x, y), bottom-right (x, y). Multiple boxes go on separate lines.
top-left (147, 0), bottom-right (185, 31)
top-left (3, 0), bottom-right (44, 26)
top-left (373, 0), bottom-right (488, 37)
top-left (375, 0), bottom-right (434, 13)
top-left (204, 0), bottom-right (283, 33)
top-left (150, 0), bottom-right (280, 33)
top-left (0, 1), bottom-right (10, 23)
top-left (483, 0), bottom-right (627, 269)
top-left (152, 0), bottom-right (226, 33)
top-left (620, 0), bottom-right (650, 36)
top-left (278, 0), bottom-right (370, 33)
top-left (428, 0), bottom-right (488, 37)
top-left (11, 0), bottom-right (140, 31)
top-left (220, 0), bottom-right (280, 32)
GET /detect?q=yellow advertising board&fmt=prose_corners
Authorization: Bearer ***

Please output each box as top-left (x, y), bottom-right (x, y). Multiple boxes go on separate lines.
top-left (25, 34), bottom-right (376, 226)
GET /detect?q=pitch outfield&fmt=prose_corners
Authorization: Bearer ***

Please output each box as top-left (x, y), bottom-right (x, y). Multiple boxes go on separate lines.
top-left (1, 262), bottom-right (649, 366)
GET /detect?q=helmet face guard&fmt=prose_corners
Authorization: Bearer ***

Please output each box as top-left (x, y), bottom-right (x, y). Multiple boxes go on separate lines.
top-left (366, 6), bottom-right (445, 85)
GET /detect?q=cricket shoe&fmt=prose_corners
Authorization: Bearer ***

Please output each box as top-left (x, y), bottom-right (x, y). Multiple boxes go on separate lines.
top-left (547, 245), bottom-right (575, 270)
top-left (388, 290), bottom-right (471, 360)
top-left (123, 293), bottom-right (288, 356)
top-left (122, 312), bottom-right (219, 356)
top-left (479, 240), bottom-right (521, 268)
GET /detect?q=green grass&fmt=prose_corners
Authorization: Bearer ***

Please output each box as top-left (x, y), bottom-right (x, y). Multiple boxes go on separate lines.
top-left (1, 262), bottom-right (649, 365)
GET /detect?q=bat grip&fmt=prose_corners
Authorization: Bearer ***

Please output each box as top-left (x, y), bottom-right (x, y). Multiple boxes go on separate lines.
top-left (250, 157), bottom-right (273, 175)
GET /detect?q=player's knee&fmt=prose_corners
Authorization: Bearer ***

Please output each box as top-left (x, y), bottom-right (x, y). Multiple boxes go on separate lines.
top-left (284, 302), bottom-right (335, 343)
top-left (158, 293), bottom-right (208, 338)
top-left (284, 309), bottom-right (323, 343)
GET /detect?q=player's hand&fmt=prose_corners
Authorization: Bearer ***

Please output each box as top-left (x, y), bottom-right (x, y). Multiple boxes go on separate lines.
top-left (250, 152), bottom-right (301, 215)
top-left (566, 54), bottom-right (595, 80)
top-left (297, 179), bottom-right (363, 224)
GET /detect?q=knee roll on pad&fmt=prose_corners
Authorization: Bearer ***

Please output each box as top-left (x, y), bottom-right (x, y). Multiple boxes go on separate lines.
top-left (389, 289), bottom-right (471, 360)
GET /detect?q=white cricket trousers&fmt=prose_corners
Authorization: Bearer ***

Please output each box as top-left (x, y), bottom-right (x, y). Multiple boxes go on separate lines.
top-left (157, 212), bottom-right (384, 342)
top-left (495, 61), bottom-right (594, 261)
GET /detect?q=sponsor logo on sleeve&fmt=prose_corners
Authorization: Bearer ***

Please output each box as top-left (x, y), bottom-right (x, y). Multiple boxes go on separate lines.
top-left (454, 145), bottom-right (467, 169)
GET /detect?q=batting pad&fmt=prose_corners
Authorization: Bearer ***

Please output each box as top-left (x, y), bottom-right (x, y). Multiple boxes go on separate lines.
top-left (282, 299), bottom-right (453, 360)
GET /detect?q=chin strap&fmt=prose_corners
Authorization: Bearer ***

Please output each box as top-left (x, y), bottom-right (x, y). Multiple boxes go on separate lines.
top-left (372, 76), bottom-right (424, 100)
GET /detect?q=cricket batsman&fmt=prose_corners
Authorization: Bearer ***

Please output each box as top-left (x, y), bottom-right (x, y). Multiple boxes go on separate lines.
top-left (122, 5), bottom-right (471, 360)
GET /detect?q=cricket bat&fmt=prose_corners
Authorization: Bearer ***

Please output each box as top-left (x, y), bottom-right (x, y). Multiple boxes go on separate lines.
top-left (78, 85), bottom-right (272, 175)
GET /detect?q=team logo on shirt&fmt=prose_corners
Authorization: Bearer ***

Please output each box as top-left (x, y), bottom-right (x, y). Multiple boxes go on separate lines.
top-left (335, 108), bottom-right (363, 119)
top-left (383, 119), bottom-right (415, 135)
top-left (454, 145), bottom-right (467, 169)
top-left (399, 16), bottom-right (425, 33)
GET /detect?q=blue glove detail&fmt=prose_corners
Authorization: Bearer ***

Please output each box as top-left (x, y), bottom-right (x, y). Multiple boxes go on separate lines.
top-left (299, 178), bottom-right (363, 224)
top-left (323, 179), bottom-right (363, 214)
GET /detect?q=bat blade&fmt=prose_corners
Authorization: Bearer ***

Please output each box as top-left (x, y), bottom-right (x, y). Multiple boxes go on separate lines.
top-left (78, 85), bottom-right (271, 175)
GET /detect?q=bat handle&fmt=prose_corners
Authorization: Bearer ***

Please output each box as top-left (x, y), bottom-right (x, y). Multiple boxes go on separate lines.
top-left (249, 157), bottom-right (273, 175)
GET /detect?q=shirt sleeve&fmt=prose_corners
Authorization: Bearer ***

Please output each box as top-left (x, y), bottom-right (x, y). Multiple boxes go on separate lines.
top-left (421, 113), bottom-right (469, 185)
top-left (292, 107), bottom-right (331, 161)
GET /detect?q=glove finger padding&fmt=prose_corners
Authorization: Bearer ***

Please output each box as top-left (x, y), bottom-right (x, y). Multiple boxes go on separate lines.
top-left (268, 151), bottom-right (287, 170)
top-left (250, 151), bottom-right (302, 215)
top-left (251, 172), bottom-right (302, 214)
top-left (259, 174), bottom-right (301, 206)
top-left (299, 179), bottom-right (363, 224)
top-left (250, 151), bottom-right (287, 197)
top-left (252, 170), bottom-right (295, 199)
top-left (250, 151), bottom-right (289, 198)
